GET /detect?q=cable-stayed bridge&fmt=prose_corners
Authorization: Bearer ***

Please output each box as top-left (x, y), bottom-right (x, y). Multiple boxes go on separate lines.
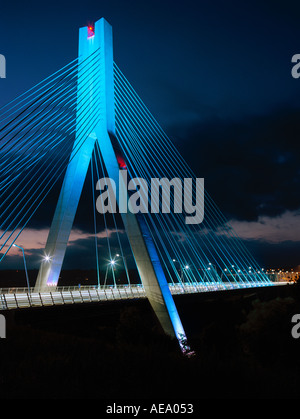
top-left (0, 18), bottom-right (287, 354)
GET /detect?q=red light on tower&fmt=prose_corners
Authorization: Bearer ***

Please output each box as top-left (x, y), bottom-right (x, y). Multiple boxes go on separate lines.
top-left (116, 153), bottom-right (127, 169)
top-left (88, 25), bottom-right (95, 38)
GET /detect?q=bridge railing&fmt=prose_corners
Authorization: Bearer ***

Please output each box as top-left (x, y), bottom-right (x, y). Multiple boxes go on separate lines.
top-left (0, 284), bottom-right (148, 310)
top-left (0, 280), bottom-right (290, 311)
top-left (0, 280), bottom-right (275, 297)
top-left (0, 284), bottom-right (145, 295)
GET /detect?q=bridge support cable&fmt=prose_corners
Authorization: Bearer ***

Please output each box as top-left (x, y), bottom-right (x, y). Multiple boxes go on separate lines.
top-left (0, 54), bottom-right (101, 195)
top-left (114, 65), bottom-right (270, 286)
top-left (113, 63), bottom-right (271, 288)
top-left (0, 53), bottom-right (103, 260)
top-left (115, 117), bottom-right (229, 290)
top-left (91, 153), bottom-right (101, 288)
top-left (115, 114), bottom-right (250, 289)
top-left (93, 143), bottom-right (132, 288)
top-left (113, 103), bottom-right (268, 288)
top-left (0, 50), bottom-right (100, 155)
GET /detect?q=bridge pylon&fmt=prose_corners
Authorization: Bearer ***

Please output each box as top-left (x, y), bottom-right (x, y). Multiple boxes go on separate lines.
top-left (34, 18), bottom-right (191, 354)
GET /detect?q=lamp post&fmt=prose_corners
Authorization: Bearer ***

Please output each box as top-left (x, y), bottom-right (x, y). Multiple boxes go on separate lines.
top-left (220, 267), bottom-right (228, 281)
top-left (111, 253), bottom-right (130, 285)
top-left (115, 253), bottom-right (130, 286)
top-left (172, 259), bottom-right (184, 282)
top-left (13, 244), bottom-right (30, 293)
top-left (104, 259), bottom-right (117, 288)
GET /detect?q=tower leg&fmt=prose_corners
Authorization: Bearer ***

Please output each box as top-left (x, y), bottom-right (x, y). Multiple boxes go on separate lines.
top-left (95, 128), bottom-right (190, 352)
top-left (34, 134), bottom-right (96, 291)
top-left (34, 18), bottom-right (192, 354)
top-left (34, 21), bottom-right (100, 291)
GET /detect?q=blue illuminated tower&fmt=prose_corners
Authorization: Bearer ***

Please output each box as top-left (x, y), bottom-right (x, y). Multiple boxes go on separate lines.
top-left (34, 18), bottom-right (190, 354)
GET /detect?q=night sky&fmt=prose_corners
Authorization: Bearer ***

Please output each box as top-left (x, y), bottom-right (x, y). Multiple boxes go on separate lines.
top-left (1, 0), bottom-right (300, 271)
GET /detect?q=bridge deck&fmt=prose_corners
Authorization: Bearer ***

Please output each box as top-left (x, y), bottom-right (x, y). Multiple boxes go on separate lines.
top-left (0, 282), bottom-right (288, 311)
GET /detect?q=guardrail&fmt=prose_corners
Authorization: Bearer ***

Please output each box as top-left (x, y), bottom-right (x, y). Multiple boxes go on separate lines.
top-left (0, 285), bottom-right (147, 310)
top-left (0, 281), bottom-right (288, 310)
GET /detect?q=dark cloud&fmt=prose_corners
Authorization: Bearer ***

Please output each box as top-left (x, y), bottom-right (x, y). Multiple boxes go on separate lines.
top-left (170, 106), bottom-right (300, 222)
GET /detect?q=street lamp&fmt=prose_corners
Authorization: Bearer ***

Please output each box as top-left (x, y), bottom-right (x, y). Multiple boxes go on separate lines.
top-left (13, 244), bottom-right (30, 293)
top-left (172, 259), bottom-right (184, 282)
top-left (115, 253), bottom-right (130, 285)
top-left (104, 259), bottom-right (117, 288)
top-left (104, 253), bottom-right (129, 288)
top-left (220, 267), bottom-right (228, 281)
top-left (182, 265), bottom-right (190, 284)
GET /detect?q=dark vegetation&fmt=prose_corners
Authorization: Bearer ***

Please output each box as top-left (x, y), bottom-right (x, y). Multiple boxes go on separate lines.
top-left (0, 276), bottom-right (300, 400)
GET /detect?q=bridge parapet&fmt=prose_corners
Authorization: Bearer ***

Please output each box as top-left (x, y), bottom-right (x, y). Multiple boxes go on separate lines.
top-left (0, 281), bottom-right (288, 311)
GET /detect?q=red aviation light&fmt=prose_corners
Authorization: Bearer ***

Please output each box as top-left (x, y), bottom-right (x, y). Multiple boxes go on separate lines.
top-left (116, 153), bottom-right (127, 169)
top-left (88, 25), bottom-right (95, 38)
